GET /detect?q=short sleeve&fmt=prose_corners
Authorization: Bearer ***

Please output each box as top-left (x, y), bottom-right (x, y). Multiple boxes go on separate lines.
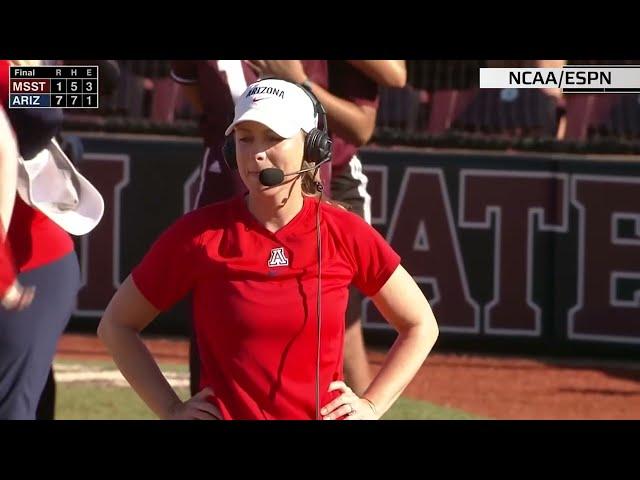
top-left (349, 216), bottom-right (401, 297)
top-left (131, 213), bottom-right (205, 311)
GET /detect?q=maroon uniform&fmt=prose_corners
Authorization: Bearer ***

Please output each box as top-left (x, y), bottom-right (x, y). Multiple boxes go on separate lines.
top-left (328, 61), bottom-right (379, 225)
top-left (328, 61), bottom-right (379, 176)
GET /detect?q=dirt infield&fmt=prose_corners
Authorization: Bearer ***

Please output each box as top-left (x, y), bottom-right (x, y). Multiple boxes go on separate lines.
top-left (56, 334), bottom-right (640, 419)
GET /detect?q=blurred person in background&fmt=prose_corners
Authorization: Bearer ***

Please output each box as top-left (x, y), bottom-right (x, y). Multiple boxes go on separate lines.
top-left (0, 59), bottom-right (80, 420)
top-left (484, 60), bottom-right (566, 139)
top-left (0, 106), bottom-right (34, 312)
top-left (30, 59), bottom-right (121, 420)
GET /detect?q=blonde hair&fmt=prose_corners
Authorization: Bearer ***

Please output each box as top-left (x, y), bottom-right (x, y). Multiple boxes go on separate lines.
top-left (298, 145), bottom-right (351, 211)
top-left (297, 131), bottom-right (321, 197)
top-left (300, 160), bottom-right (321, 196)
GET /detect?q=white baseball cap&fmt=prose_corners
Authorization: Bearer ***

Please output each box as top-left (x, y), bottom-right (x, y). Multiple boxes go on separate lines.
top-left (16, 138), bottom-right (104, 236)
top-left (224, 78), bottom-right (318, 138)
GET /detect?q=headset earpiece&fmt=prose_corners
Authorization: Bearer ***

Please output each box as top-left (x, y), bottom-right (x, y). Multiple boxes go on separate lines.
top-left (304, 128), bottom-right (332, 165)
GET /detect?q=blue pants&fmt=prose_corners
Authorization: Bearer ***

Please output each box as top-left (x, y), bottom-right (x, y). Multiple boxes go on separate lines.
top-left (0, 252), bottom-right (80, 419)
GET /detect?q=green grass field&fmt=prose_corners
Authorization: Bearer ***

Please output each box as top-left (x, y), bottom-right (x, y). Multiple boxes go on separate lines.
top-left (53, 359), bottom-right (482, 420)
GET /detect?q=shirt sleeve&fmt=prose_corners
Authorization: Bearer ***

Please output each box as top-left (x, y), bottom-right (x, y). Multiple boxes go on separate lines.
top-left (131, 213), bottom-right (205, 311)
top-left (349, 215), bottom-right (401, 297)
top-left (170, 61), bottom-right (198, 85)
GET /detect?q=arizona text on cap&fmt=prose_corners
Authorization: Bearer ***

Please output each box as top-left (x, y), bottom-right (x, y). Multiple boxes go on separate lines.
top-left (225, 78), bottom-right (317, 138)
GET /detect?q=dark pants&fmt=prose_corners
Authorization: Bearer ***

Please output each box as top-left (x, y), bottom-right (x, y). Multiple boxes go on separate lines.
top-left (0, 252), bottom-right (79, 420)
top-left (36, 368), bottom-right (56, 420)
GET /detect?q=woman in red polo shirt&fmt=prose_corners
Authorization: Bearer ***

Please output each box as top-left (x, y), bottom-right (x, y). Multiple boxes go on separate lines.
top-left (98, 78), bottom-right (438, 420)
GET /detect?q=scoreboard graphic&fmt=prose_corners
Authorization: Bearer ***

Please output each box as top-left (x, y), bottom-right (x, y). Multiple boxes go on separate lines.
top-left (9, 65), bottom-right (99, 108)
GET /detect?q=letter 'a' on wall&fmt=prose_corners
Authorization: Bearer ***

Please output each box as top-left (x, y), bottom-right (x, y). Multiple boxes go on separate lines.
top-left (363, 167), bottom-right (480, 333)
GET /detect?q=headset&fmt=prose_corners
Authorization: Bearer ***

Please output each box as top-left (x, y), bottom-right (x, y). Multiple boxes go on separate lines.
top-left (222, 78), bottom-right (332, 186)
top-left (222, 78), bottom-right (331, 420)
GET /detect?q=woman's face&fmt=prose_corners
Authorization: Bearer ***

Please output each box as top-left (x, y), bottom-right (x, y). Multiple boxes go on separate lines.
top-left (234, 121), bottom-right (305, 197)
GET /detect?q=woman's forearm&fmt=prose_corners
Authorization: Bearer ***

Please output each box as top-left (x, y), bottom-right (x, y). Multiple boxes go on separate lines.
top-left (347, 60), bottom-right (407, 88)
top-left (362, 322), bottom-right (438, 418)
top-left (305, 80), bottom-right (376, 146)
top-left (97, 320), bottom-right (182, 419)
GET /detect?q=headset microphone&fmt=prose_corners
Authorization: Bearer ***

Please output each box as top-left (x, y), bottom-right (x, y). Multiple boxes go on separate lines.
top-left (258, 156), bottom-right (332, 187)
top-left (258, 168), bottom-right (285, 187)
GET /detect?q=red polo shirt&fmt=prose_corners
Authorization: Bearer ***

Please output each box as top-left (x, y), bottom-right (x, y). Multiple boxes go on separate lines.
top-left (132, 194), bottom-right (400, 419)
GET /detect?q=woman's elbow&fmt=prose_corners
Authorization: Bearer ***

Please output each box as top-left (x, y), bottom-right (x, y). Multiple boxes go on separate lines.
top-left (414, 313), bottom-right (439, 349)
top-left (378, 63), bottom-right (407, 88)
top-left (96, 316), bottom-right (110, 342)
top-left (97, 313), bottom-right (121, 344)
top-left (386, 71), bottom-right (407, 89)
top-left (427, 321), bottom-right (439, 348)
top-left (353, 123), bottom-right (376, 146)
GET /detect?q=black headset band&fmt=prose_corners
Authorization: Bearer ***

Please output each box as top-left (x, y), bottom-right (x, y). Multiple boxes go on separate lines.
top-left (298, 82), bottom-right (328, 134)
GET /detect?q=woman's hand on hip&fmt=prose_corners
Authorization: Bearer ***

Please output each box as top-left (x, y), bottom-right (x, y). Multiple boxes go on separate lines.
top-left (321, 381), bottom-right (378, 420)
top-left (1, 281), bottom-right (35, 311)
top-left (166, 387), bottom-right (222, 420)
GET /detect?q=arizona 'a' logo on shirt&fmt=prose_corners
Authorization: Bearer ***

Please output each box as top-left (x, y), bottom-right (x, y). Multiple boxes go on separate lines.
top-left (268, 247), bottom-right (289, 267)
